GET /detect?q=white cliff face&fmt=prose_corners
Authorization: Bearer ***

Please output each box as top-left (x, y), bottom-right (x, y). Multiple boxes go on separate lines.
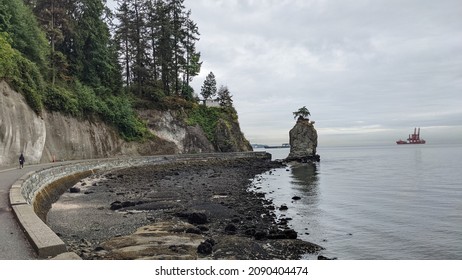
top-left (0, 81), bottom-right (149, 166)
top-left (0, 81), bottom-right (46, 165)
top-left (140, 110), bottom-right (185, 153)
top-left (41, 110), bottom-right (125, 162)
top-left (0, 81), bottom-right (212, 166)
top-left (138, 109), bottom-right (215, 154)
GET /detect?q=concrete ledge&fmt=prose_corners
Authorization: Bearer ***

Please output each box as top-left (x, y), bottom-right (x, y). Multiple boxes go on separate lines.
top-left (9, 183), bottom-right (27, 205)
top-left (12, 204), bottom-right (67, 258)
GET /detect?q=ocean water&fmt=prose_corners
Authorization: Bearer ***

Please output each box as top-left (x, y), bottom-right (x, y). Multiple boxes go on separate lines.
top-left (253, 144), bottom-right (462, 260)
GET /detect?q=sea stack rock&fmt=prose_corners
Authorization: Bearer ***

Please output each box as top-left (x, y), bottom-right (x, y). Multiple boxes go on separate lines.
top-left (286, 117), bottom-right (320, 162)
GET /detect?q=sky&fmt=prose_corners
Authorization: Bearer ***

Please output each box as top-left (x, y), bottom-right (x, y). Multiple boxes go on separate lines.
top-left (108, 0), bottom-right (462, 146)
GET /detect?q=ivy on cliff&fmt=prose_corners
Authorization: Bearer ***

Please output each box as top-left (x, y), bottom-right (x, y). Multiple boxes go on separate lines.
top-left (186, 105), bottom-right (240, 146)
top-left (186, 105), bottom-right (222, 141)
top-left (0, 34), bottom-right (44, 114)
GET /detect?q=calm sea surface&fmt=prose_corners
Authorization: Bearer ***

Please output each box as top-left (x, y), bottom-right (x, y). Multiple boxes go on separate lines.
top-left (253, 144), bottom-right (462, 259)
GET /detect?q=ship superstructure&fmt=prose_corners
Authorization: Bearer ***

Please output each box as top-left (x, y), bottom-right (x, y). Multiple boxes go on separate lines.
top-left (396, 128), bottom-right (426, 144)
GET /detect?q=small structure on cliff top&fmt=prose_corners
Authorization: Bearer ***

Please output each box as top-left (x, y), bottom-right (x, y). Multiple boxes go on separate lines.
top-left (286, 107), bottom-right (320, 163)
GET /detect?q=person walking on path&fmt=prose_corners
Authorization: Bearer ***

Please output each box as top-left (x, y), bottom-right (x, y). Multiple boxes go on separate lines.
top-left (19, 153), bottom-right (25, 169)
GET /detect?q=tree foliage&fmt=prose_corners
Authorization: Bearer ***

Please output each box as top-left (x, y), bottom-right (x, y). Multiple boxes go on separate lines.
top-left (75, 0), bottom-right (121, 94)
top-left (0, 0), bottom-right (46, 114)
top-left (293, 106), bottom-right (311, 120)
top-left (114, 0), bottom-right (201, 99)
top-left (186, 105), bottom-right (222, 141)
top-left (1, 0), bottom-right (238, 143)
top-left (200, 71), bottom-right (217, 101)
top-left (33, 0), bottom-right (73, 84)
top-left (0, 0), bottom-right (48, 71)
top-left (217, 85), bottom-right (233, 108)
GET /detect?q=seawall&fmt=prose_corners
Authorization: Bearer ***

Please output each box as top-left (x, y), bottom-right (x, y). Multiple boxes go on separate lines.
top-left (9, 152), bottom-right (271, 258)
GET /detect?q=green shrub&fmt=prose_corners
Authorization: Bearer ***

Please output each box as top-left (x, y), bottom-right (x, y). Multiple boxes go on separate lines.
top-left (102, 96), bottom-right (149, 141)
top-left (15, 62), bottom-right (43, 114)
top-left (43, 85), bottom-right (79, 116)
top-left (181, 84), bottom-right (195, 101)
top-left (0, 35), bottom-right (15, 76)
top-left (0, 0), bottom-right (48, 72)
top-left (163, 96), bottom-right (195, 110)
top-left (0, 34), bottom-right (44, 114)
top-left (74, 81), bottom-right (99, 114)
top-left (186, 105), bottom-right (223, 141)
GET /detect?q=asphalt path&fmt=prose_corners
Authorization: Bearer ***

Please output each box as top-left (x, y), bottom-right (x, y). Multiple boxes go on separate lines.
top-left (0, 162), bottom-right (59, 260)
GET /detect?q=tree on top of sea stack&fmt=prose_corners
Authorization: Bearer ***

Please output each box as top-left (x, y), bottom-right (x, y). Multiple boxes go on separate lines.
top-left (293, 106), bottom-right (311, 120)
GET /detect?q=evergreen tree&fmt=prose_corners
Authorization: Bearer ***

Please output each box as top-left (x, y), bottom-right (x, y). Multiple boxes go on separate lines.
top-left (75, 0), bottom-right (122, 94)
top-left (130, 0), bottom-right (148, 96)
top-left (182, 9), bottom-right (201, 92)
top-left (217, 85), bottom-right (233, 107)
top-left (115, 0), bottom-right (151, 96)
top-left (113, 0), bottom-right (200, 99)
top-left (168, 0), bottom-right (186, 95)
top-left (33, 0), bottom-right (73, 84)
top-left (200, 71), bottom-right (217, 101)
top-left (157, 0), bottom-right (174, 95)
top-left (114, 0), bottom-right (132, 90)
top-left (145, 0), bottom-right (160, 83)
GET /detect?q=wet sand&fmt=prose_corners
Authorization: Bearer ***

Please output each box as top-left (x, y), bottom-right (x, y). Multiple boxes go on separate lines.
top-left (47, 157), bottom-right (322, 259)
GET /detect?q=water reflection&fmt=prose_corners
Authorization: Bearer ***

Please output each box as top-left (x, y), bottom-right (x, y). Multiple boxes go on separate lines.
top-left (290, 163), bottom-right (320, 196)
top-left (255, 162), bottom-right (323, 258)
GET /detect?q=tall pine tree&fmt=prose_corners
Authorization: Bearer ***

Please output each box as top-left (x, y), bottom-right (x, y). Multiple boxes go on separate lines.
top-left (75, 0), bottom-right (121, 94)
top-left (33, 0), bottom-right (74, 84)
top-left (200, 71), bottom-right (217, 101)
top-left (114, 0), bottom-right (132, 90)
top-left (113, 0), bottom-right (200, 100)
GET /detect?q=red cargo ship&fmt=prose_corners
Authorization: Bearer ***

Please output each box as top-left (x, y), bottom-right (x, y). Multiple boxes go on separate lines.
top-left (396, 128), bottom-right (426, 144)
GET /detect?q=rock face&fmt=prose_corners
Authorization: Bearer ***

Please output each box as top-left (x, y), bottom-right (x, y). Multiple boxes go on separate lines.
top-left (286, 117), bottom-right (320, 162)
top-left (0, 80), bottom-right (252, 166)
top-left (0, 81), bottom-right (46, 165)
top-left (138, 109), bottom-right (215, 154)
top-left (214, 118), bottom-right (252, 152)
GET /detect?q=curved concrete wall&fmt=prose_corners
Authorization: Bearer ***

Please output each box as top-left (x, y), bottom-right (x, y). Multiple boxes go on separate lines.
top-left (9, 152), bottom-right (271, 258)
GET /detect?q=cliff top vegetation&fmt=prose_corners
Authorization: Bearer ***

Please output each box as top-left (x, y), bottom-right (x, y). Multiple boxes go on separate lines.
top-left (0, 0), bottom-right (235, 141)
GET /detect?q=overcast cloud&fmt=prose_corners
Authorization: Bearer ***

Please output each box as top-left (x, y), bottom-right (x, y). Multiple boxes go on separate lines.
top-left (110, 0), bottom-right (462, 146)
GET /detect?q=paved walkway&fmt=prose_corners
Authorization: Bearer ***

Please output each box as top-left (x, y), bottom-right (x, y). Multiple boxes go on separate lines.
top-left (0, 163), bottom-right (58, 259)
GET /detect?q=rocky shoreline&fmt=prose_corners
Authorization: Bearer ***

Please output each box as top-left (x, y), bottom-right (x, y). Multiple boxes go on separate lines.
top-left (47, 157), bottom-right (323, 259)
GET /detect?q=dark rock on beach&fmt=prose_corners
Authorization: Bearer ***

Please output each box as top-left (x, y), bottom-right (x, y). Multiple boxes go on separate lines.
top-left (317, 255), bottom-right (337, 260)
top-left (279, 204), bottom-right (289, 211)
top-left (224, 223), bottom-right (238, 234)
top-left (187, 212), bottom-right (209, 225)
top-left (185, 227), bottom-right (202, 235)
top-left (197, 240), bottom-right (214, 255)
top-left (69, 187), bottom-right (80, 193)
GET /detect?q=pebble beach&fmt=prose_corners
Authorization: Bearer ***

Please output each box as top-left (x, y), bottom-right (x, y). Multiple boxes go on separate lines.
top-left (47, 157), bottom-right (322, 260)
